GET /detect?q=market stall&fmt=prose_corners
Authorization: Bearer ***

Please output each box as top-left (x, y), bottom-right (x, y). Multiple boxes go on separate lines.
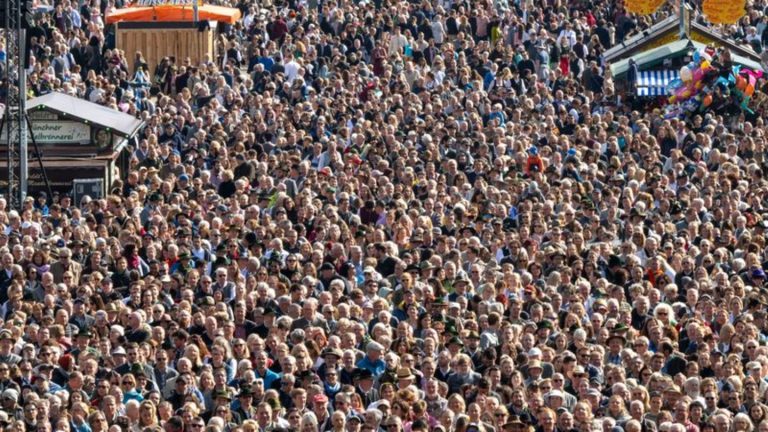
top-left (0, 93), bottom-right (144, 197)
top-left (106, 0), bottom-right (241, 71)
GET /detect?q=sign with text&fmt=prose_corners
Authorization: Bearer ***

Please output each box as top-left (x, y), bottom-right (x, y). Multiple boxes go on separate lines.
top-left (0, 121), bottom-right (91, 144)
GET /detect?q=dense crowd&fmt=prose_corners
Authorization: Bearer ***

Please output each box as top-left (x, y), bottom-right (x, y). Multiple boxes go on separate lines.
top-left (5, 0), bottom-right (768, 431)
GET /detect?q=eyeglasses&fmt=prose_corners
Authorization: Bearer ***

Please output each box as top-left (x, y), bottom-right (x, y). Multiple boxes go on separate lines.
top-left (190, 424), bottom-right (204, 428)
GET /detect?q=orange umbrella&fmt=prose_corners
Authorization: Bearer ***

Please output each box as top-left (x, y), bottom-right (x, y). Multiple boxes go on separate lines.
top-left (106, 4), bottom-right (241, 24)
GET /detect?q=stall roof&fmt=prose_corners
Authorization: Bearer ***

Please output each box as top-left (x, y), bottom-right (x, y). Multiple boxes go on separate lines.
top-left (26, 92), bottom-right (144, 138)
top-left (106, 4), bottom-right (241, 24)
top-left (610, 39), bottom-right (763, 77)
top-left (603, 15), bottom-right (679, 64)
top-left (604, 12), bottom-right (760, 65)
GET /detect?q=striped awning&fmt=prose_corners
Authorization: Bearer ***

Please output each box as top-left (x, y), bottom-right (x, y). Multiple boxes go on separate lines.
top-left (636, 70), bottom-right (680, 96)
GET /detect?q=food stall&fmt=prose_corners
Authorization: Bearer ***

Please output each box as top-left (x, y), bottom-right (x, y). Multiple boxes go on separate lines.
top-left (106, 0), bottom-right (242, 71)
top-left (0, 92), bottom-right (145, 197)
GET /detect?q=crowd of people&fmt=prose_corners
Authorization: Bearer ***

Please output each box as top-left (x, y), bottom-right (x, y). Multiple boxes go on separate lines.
top-left (4, 0), bottom-right (768, 431)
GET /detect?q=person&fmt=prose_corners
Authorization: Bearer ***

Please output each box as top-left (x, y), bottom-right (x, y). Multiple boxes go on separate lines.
top-left (2, 1), bottom-right (768, 432)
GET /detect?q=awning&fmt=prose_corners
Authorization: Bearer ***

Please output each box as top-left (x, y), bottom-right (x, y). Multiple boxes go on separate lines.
top-left (611, 39), bottom-right (763, 77)
top-left (27, 92), bottom-right (145, 138)
top-left (636, 70), bottom-right (680, 96)
top-left (106, 4), bottom-right (241, 24)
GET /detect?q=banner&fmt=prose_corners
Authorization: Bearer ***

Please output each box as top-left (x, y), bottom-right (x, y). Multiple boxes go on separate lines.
top-left (625, 0), bottom-right (665, 15)
top-left (703, 0), bottom-right (746, 24)
top-left (0, 121), bottom-right (91, 144)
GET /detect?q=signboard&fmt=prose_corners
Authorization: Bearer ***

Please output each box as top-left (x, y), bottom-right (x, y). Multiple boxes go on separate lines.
top-left (73, 178), bottom-right (104, 203)
top-left (134, 0), bottom-right (202, 6)
top-left (626, 0), bottom-right (665, 15)
top-left (0, 165), bottom-right (106, 194)
top-left (0, 121), bottom-right (91, 144)
top-left (703, 0), bottom-right (746, 24)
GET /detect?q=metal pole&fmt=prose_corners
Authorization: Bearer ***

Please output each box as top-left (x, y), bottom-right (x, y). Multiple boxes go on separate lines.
top-left (18, 29), bottom-right (26, 203)
top-left (679, 0), bottom-right (686, 39)
top-left (25, 113), bottom-right (51, 200)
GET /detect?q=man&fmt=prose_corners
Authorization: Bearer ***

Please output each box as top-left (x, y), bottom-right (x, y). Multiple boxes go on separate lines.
top-left (313, 393), bottom-right (332, 431)
top-left (211, 268), bottom-right (235, 302)
top-left (291, 298), bottom-right (330, 334)
top-left (0, 330), bottom-right (20, 366)
top-left (254, 401), bottom-right (276, 431)
top-left (447, 354), bottom-right (481, 395)
top-left (253, 350), bottom-right (280, 389)
top-left (356, 342), bottom-right (386, 377)
top-left (49, 248), bottom-right (82, 284)
top-left (354, 369), bottom-right (379, 407)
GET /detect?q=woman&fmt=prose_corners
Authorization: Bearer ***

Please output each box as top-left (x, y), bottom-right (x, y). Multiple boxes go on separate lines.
top-left (750, 403), bottom-right (768, 426)
top-left (300, 412), bottom-right (319, 432)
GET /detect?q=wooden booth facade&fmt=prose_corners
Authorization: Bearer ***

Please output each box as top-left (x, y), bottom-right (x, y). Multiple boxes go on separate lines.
top-left (116, 21), bottom-right (216, 73)
top-left (0, 92), bottom-right (145, 199)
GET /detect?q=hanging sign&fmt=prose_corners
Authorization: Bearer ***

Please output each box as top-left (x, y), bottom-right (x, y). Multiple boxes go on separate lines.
top-left (625, 0), bottom-right (665, 15)
top-left (703, 0), bottom-right (746, 24)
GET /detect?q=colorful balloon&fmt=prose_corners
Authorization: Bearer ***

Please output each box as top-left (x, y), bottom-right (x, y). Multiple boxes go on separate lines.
top-left (680, 66), bottom-right (693, 82)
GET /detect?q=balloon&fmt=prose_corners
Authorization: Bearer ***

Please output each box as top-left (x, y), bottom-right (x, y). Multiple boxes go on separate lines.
top-left (692, 68), bottom-right (705, 82)
top-left (693, 51), bottom-right (701, 64)
top-left (680, 66), bottom-right (693, 82)
top-left (746, 84), bottom-right (755, 97)
top-left (666, 78), bottom-right (684, 93)
top-left (736, 75), bottom-right (747, 91)
top-left (703, 94), bottom-right (713, 107)
top-left (701, 60), bottom-right (710, 69)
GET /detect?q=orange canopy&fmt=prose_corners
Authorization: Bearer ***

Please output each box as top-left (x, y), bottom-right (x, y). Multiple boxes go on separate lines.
top-left (106, 4), bottom-right (241, 24)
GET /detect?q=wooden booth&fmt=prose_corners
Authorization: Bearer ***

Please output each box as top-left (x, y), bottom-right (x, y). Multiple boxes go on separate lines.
top-left (106, 1), bottom-right (241, 72)
top-left (0, 92), bottom-right (145, 199)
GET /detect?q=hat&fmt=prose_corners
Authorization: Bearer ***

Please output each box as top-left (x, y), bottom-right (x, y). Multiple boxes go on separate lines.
top-left (319, 262), bottom-right (335, 272)
top-left (353, 368), bottom-right (374, 381)
top-left (111, 346), bottom-right (127, 356)
top-left (607, 333), bottom-right (627, 345)
top-left (503, 416), bottom-right (526, 429)
top-left (572, 365), bottom-right (587, 376)
top-left (2, 388), bottom-right (18, 401)
top-left (447, 336), bottom-right (464, 347)
top-left (547, 390), bottom-right (564, 400)
top-left (312, 394), bottom-right (329, 404)
top-left (396, 367), bottom-right (415, 381)
top-left (528, 360), bottom-right (543, 370)
top-left (0, 330), bottom-right (13, 341)
top-left (454, 274), bottom-right (470, 285)
top-left (322, 348), bottom-right (343, 359)
top-left (237, 386), bottom-right (254, 397)
top-left (753, 268), bottom-right (766, 279)
top-left (610, 323), bottom-right (630, 334)
top-left (347, 413), bottom-right (364, 424)
top-left (212, 389), bottom-right (232, 400)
